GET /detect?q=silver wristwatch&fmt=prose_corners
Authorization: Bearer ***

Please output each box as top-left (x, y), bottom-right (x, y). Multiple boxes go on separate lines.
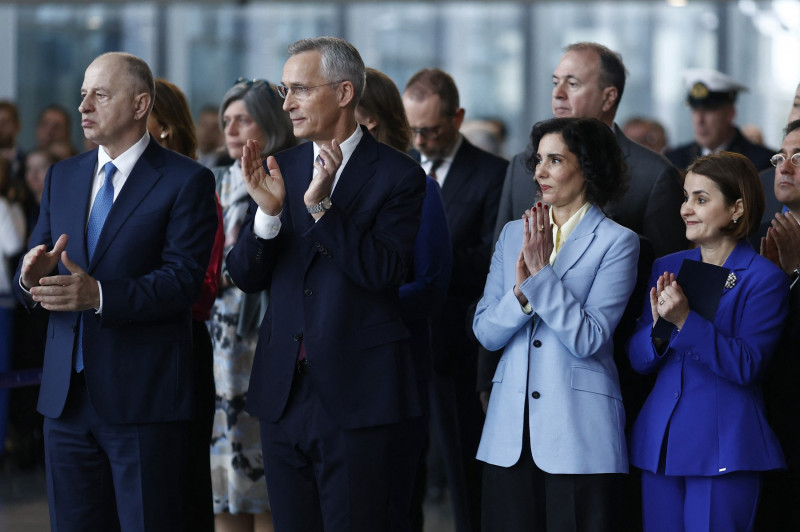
top-left (307, 196), bottom-right (333, 214)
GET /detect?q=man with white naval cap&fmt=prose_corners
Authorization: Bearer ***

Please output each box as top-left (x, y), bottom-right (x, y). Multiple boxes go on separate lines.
top-left (666, 68), bottom-right (774, 172)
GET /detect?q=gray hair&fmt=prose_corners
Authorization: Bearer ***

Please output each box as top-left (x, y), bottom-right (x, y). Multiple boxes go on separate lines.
top-left (218, 80), bottom-right (296, 157)
top-left (96, 52), bottom-right (155, 113)
top-left (288, 37), bottom-right (366, 107)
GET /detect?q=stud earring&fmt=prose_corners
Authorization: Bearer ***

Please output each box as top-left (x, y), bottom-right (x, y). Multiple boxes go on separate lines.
top-left (160, 131), bottom-right (168, 139)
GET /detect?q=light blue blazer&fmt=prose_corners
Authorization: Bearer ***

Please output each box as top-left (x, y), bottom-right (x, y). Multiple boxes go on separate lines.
top-left (474, 204), bottom-right (639, 474)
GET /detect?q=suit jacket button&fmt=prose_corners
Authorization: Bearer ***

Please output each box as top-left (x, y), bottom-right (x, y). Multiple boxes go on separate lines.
top-left (533, 340), bottom-right (542, 348)
top-left (531, 391), bottom-right (541, 399)
top-left (304, 288), bottom-right (313, 297)
top-left (71, 325), bottom-right (77, 333)
top-left (292, 333), bottom-right (301, 342)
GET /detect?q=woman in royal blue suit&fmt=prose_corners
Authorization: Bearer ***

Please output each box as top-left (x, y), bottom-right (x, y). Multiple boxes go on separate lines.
top-left (628, 152), bottom-right (789, 532)
top-left (474, 117), bottom-right (639, 531)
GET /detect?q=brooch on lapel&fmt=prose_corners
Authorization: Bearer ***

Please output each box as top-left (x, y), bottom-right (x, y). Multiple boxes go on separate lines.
top-left (724, 272), bottom-right (737, 289)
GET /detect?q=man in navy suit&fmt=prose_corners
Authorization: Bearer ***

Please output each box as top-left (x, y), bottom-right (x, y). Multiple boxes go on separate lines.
top-left (14, 52), bottom-right (217, 531)
top-left (226, 37), bottom-right (425, 531)
top-left (403, 67), bottom-right (508, 531)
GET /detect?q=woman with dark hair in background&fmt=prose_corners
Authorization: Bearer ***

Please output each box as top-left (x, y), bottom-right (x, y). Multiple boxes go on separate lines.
top-left (356, 66), bottom-right (454, 531)
top-left (474, 117), bottom-right (638, 531)
top-left (628, 152), bottom-right (788, 531)
top-left (208, 78), bottom-right (295, 532)
top-left (147, 77), bottom-right (225, 532)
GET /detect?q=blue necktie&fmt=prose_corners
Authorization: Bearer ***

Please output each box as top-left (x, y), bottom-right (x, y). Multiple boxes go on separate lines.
top-left (75, 161), bottom-right (116, 372)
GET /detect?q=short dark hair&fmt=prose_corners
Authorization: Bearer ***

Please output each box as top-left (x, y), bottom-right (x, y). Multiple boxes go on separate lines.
top-left (785, 119), bottom-right (800, 137)
top-left (403, 68), bottom-right (460, 117)
top-left (152, 79), bottom-right (198, 160)
top-left (37, 104), bottom-right (71, 129)
top-left (527, 117), bottom-right (629, 207)
top-left (288, 37), bottom-right (366, 106)
top-left (357, 68), bottom-right (411, 152)
top-left (0, 101), bottom-right (20, 126)
top-left (219, 79), bottom-right (296, 157)
top-left (564, 42), bottom-right (627, 111)
top-left (686, 152), bottom-right (763, 240)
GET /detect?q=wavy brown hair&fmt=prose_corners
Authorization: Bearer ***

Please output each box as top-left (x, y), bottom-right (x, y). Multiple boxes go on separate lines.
top-left (357, 68), bottom-right (411, 152)
top-left (151, 79), bottom-right (197, 159)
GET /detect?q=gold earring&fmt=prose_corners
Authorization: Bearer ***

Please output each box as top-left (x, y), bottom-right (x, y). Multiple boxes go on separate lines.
top-left (160, 131), bottom-right (168, 139)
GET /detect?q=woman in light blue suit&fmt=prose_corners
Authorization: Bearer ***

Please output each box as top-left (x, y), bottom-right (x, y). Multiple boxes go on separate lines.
top-left (474, 117), bottom-right (639, 531)
top-left (628, 153), bottom-right (788, 532)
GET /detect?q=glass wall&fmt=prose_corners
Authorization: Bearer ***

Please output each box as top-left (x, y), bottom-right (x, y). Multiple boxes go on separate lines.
top-left (5, 1), bottom-right (799, 157)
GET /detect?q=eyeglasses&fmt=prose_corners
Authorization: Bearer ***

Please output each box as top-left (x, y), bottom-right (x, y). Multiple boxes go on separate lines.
top-left (410, 126), bottom-right (442, 141)
top-left (234, 77), bottom-right (278, 102)
top-left (276, 81), bottom-right (343, 99)
top-left (770, 153), bottom-right (800, 168)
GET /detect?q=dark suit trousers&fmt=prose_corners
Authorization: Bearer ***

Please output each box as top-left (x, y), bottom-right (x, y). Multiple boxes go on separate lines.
top-left (481, 402), bottom-right (624, 532)
top-left (181, 319), bottom-right (216, 532)
top-left (260, 368), bottom-right (411, 532)
top-left (43, 372), bottom-right (188, 532)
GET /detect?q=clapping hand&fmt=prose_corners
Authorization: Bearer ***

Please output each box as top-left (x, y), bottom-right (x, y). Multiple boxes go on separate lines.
top-left (241, 139), bottom-right (285, 216)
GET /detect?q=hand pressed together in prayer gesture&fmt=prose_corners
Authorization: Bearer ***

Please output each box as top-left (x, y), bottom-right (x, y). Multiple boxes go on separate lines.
top-left (649, 271), bottom-right (688, 330)
top-left (513, 202), bottom-right (553, 306)
top-left (22, 233), bottom-right (101, 311)
top-left (761, 211), bottom-right (800, 275)
top-left (242, 138), bottom-right (285, 216)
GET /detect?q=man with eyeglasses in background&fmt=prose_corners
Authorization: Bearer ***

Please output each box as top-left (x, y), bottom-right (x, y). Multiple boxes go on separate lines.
top-left (402, 67), bottom-right (508, 532)
top-left (226, 37), bottom-right (426, 531)
top-left (754, 116), bottom-right (800, 532)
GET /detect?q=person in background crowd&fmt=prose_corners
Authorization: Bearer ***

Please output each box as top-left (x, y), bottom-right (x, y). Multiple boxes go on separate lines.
top-left (403, 67), bottom-right (508, 531)
top-left (0, 158), bottom-right (27, 462)
top-left (666, 69), bottom-right (774, 172)
top-left (623, 116), bottom-right (668, 154)
top-left (208, 77), bottom-right (295, 532)
top-left (356, 66), bottom-right (453, 531)
top-left (628, 152), bottom-right (787, 532)
top-left (147, 77), bottom-right (225, 532)
top-left (197, 104), bottom-right (233, 169)
top-left (0, 101), bottom-right (26, 181)
top-left (475, 117), bottom-right (638, 532)
top-left (35, 104), bottom-right (75, 156)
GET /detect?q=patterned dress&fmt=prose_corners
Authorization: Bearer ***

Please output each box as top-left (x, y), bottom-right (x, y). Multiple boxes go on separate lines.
top-left (208, 163), bottom-right (269, 515)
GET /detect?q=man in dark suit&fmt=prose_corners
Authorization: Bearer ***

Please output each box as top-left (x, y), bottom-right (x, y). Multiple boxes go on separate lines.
top-left (14, 52), bottom-right (217, 531)
top-left (403, 67), bottom-right (508, 531)
top-left (666, 68), bottom-right (774, 173)
top-left (755, 118), bottom-right (800, 530)
top-left (226, 37), bottom-right (425, 531)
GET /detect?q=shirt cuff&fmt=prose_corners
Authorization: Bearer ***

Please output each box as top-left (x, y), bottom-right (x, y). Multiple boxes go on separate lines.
top-left (253, 208), bottom-right (282, 240)
top-left (96, 281), bottom-right (103, 314)
top-left (18, 276), bottom-right (35, 305)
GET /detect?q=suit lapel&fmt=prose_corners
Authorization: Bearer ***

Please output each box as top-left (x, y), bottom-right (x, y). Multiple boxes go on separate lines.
top-left (68, 152), bottom-right (99, 269)
top-left (88, 140), bottom-right (164, 270)
top-left (551, 205), bottom-right (602, 279)
top-left (330, 126), bottom-right (378, 213)
top-left (440, 138), bottom-right (474, 206)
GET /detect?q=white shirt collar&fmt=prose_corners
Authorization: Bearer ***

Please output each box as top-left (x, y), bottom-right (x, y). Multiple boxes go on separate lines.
top-left (312, 125), bottom-right (362, 193)
top-left (97, 131), bottom-right (151, 179)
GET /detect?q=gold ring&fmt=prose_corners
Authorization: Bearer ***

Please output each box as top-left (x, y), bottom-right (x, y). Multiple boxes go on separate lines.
top-left (538, 225), bottom-right (544, 232)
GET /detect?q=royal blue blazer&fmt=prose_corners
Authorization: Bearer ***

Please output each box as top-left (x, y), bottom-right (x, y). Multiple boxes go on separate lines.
top-left (628, 240), bottom-right (788, 476)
